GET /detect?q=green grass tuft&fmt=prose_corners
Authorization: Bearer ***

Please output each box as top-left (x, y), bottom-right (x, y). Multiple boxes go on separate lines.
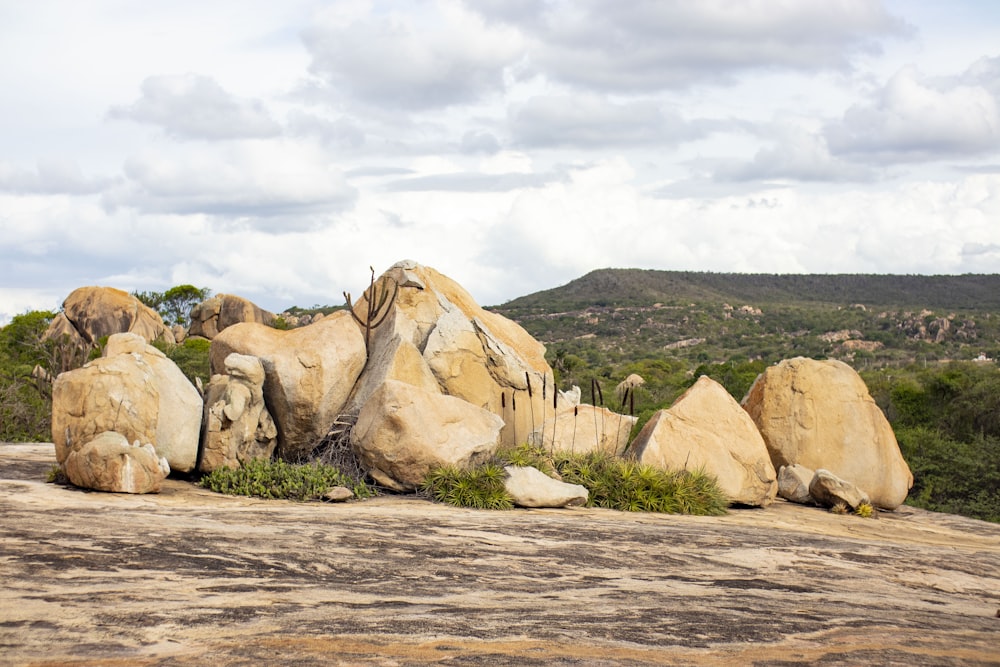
top-left (554, 451), bottom-right (728, 515)
top-left (421, 463), bottom-right (514, 510)
top-left (422, 446), bottom-right (728, 516)
top-left (199, 458), bottom-right (375, 501)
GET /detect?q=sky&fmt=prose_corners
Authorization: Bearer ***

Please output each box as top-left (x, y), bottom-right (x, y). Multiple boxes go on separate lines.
top-left (1, 0), bottom-right (999, 324)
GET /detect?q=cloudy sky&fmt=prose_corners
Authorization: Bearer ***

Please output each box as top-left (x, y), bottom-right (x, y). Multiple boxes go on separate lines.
top-left (2, 1), bottom-right (999, 323)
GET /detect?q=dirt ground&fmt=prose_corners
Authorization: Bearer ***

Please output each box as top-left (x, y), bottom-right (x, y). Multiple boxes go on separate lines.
top-left (1, 442), bottom-right (998, 666)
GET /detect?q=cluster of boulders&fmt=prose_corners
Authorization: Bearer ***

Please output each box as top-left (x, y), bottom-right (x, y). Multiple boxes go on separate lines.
top-left (46, 260), bottom-right (913, 512)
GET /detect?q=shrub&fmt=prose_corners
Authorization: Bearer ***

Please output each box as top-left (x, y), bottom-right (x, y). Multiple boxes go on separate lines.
top-left (199, 458), bottom-right (375, 501)
top-left (421, 464), bottom-right (514, 510)
top-left (554, 451), bottom-right (728, 515)
top-left (422, 445), bottom-right (729, 516)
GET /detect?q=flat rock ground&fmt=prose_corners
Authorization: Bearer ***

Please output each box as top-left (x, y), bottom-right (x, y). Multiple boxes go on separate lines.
top-left (1, 443), bottom-right (998, 667)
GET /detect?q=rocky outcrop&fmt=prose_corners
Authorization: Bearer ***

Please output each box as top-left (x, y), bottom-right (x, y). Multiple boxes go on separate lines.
top-left (809, 468), bottom-right (871, 511)
top-left (189, 294), bottom-right (275, 340)
top-left (43, 286), bottom-right (174, 346)
top-left (503, 465), bottom-right (588, 508)
top-left (63, 431), bottom-right (169, 494)
top-left (198, 353), bottom-right (278, 473)
top-left (210, 311), bottom-right (366, 460)
top-left (356, 261), bottom-right (552, 448)
top-left (52, 333), bottom-right (202, 473)
top-left (631, 376), bottom-right (777, 506)
top-left (350, 380), bottom-right (505, 491)
top-left (529, 403), bottom-right (635, 456)
top-left (742, 357), bottom-right (913, 509)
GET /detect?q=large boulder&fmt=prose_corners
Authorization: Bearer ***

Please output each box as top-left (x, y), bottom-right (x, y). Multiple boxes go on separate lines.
top-left (189, 294), bottom-right (275, 340)
top-left (529, 403), bottom-right (635, 456)
top-left (43, 286), bottom-right (174, 346)
top-left (52, 333), bottom-right (202, 473)
top-left (503, 465), bottom-right (588, 508)
top-left (210, 312), bottom-right (366, 460)
top-left (742, 357), bottom-right (913, 510)
top-left (63, 431), bottom-right (169, 494)
top-left (350, 379), bottom-right (505, 491)
top-left (631, 376), bottom-right (777, 507)
top-left (199, 353), bottom-right (278, 473)
top-left (343, 333), bottom-right (441, 414)
top-left (354, 261), bottom-right (552, 447)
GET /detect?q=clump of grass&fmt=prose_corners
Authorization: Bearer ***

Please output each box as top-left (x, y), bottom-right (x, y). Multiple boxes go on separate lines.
top-left (829, 501), bottom-right (849, 515)
top-left (421, 446), bottom-right (728, 516)
top-left (421, 463), bottom-right (514, 510)
top-left (494, 443), bottom-right (558, 477)
top-left (555, 451), bottom-right (728, 515)
top-left (46, 465), bottom-right (67, 485)
top-left (199, 458), bottom-right (375, 501)
top-left (854, 501), bottom-right (876, 518)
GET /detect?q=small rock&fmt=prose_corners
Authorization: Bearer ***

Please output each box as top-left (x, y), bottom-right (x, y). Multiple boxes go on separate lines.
top-left (323, 486), bottom-right (354, 502)
top-left (809, 469), bottom-right (870, 511)
top-left (504, 465), bottom-right (588, 508)
top-left (777, 464), bottom-right (815, 505)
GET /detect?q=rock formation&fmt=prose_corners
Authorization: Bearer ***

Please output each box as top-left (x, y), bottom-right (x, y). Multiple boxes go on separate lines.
top-left (529, 403), bottom-right (635, 456)
top-left (199, 353), bottom-right (278, 473)
top-left (742, 357), bottom-right (913, 510)
top-left (350, 379), bottom-right (505, 491)
top-left (43, 286), bottom-right (174, 346)
top-left (355, 261), bottom-right (552, 449)
top-left (188, 294), bottom-right (275, 340)
top-left (209, 311), bottom-right (366, 460)
top-left (52, 333), bottom-right (202, 473)
top-left (63, 431), bottom-right (170, 494)
top-left (630, 376), bottom-right (777, 507)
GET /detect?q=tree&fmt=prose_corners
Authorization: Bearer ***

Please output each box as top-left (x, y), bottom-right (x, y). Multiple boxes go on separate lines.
top-left (133, 285), bottom-right (210, 327)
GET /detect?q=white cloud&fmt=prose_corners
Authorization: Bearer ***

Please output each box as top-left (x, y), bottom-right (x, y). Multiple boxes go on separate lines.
top-left (510, 94), bottom-right (716, 148)
top-left (715, 123), bottom-right (876, 183)
top-left (301, 0), bottom-right (525, 109)
top-left (511, 0), bottom-right (909, 92)
top-left (103, 141), bottom-right (357, 223)
top-left (109, 74), bottom-right (282, 140)
top-left (827, 63), bottom-right (1000, 162)
top-left (0, 158), bottom-right (113, 195)
top-left (4, 1), bottom-right (1000, 325)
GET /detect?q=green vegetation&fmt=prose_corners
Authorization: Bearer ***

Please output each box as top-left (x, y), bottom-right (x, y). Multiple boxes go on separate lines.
top-left (1, 310), bottom-right (58, 441)
top-left (199, 458), bottom-right (376, 501)
top-left (133, 284), bottom-right (210, 327)
top-left (422, 445), bottom-right (728, 515)
top-left (422, 463), bottom-right (515, 510)
top-left (152, 337), bottom-right (211, 387)
top-left (863, 362), bottom-right (1000, 522)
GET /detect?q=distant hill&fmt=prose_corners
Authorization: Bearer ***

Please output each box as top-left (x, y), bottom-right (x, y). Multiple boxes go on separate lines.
top-left (497, 270), bottom-right (1000, 314)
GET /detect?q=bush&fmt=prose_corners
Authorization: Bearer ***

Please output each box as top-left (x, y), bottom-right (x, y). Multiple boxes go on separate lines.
top-left (199, 458), bottom-right (375, 501)
top-left (554, 450), bottom-right (728, 515)
top-left (153, 338), bottom-right (211, 387)
top-left (421, 464), bottom-right (514, 510)
top-left (422, 445), bottom-right (729, 516)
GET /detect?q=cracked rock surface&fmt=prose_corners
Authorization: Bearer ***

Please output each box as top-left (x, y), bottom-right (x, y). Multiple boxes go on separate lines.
top-left (1, 443), bottom-right (998, 666)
